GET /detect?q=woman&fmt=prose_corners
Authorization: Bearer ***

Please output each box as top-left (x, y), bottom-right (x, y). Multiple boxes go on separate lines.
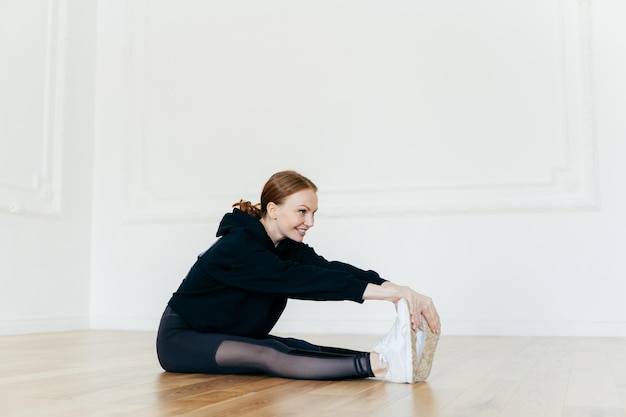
top-left (157, 170), bottom-right (440, 383)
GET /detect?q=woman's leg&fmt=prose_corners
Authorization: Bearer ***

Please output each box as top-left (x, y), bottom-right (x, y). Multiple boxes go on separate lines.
top-left (267, 335), bottom-right (366, 356)
top-left (156, 306), bottom-right (374, 380)
top-left (214, 338), bottom-right (373, 380)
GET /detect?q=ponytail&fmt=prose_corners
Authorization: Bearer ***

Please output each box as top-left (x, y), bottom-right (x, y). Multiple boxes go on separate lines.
top-left (232, 199), bottom-right (262, 218)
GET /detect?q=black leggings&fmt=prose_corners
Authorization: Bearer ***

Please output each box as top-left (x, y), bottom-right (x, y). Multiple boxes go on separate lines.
top-left (156, 306), bottom-right (374, 380)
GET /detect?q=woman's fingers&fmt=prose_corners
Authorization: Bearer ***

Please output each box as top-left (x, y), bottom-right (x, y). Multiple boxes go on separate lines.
top-left (383, 282), bottom-right (441, 334)
top-left (408, 294), bottom-right (440, 334)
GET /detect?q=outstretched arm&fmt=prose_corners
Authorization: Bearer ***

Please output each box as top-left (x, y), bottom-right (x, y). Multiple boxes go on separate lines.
top-left (363, 282), bottom-right (440, 334)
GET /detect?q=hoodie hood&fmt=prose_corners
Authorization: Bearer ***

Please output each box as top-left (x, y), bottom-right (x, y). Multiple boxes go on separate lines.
top-left (216, 209), bottom-right (272, 246)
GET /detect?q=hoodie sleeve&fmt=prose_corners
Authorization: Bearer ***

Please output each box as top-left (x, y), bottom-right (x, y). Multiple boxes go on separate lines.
top-left (287, 242), bottom-right (387, 286)
top-left (202, 230), bottom-right (370, 302)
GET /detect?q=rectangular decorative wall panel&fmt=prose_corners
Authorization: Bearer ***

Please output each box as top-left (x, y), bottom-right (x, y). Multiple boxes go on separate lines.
top-left (0, 0), bottom-right (65, 217)
top-left (122, 0), bottom-right (596, 222)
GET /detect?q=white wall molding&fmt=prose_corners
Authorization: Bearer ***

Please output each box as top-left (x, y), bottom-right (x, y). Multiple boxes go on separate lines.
top-left (0, 0), bottom-right (66, 218)
top-left (117, 0), bottom-right (597, 223)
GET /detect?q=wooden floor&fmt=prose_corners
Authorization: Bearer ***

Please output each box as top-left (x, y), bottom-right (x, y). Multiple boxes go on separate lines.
top-left (1, 331), bottom-right (625, 417)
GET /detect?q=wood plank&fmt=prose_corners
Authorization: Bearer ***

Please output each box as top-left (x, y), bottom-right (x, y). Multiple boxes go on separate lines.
top-left (495, 338), bottom-right (576, 417)
top-left (564, 338), bottom-right (623, 410)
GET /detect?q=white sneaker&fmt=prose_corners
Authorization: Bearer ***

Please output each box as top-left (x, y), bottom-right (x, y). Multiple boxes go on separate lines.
top-left (373, 299), bottom-right (416, 383)
top-left (414, 314), bottom-right (440, 382)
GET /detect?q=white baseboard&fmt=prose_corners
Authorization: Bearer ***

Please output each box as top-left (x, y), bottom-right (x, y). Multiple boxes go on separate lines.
top-left (90, 316), bottom-right (160, 332)
top-left (273, 319), bottom-right (626, 337)
top-left (440, 320), bottom-right (626, 337)
top-left (6, 316), bottom-right (624, 338)
top-left (0, 317), bottom-right (90, 336)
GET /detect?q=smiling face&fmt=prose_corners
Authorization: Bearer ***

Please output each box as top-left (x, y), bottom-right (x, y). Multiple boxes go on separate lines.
top-left (261, 188), bottom-right (318, 246)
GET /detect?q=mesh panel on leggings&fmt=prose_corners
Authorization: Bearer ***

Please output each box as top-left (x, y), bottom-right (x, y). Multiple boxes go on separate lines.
top-left (215, 340), bottom-right (372, 380)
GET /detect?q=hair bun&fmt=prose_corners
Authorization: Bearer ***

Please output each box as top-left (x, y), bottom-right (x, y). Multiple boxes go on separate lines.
top-left (232, 199), bottom-right (262, 217)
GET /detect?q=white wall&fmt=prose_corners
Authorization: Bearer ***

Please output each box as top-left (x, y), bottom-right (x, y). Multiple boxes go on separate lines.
top-left (0, 0), bottom-right (97, 334)
top-left (90, 0), bottom-right (626, 337)
top-left (2, 0), bottom-right (625, 336)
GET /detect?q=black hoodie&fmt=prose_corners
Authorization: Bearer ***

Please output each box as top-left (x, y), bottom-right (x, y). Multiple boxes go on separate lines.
top-left (167, 209), bottom-right (386, 338)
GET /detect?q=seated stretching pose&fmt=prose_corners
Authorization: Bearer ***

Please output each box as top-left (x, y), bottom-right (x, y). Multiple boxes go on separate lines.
top-left (157, 170), bottom-right (440, 383)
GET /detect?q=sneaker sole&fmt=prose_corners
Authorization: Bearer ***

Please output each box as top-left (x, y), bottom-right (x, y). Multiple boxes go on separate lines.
top-left (415, 321), bottom-right (439, 382)
top-left (410, 326), bottom-right (418, 383)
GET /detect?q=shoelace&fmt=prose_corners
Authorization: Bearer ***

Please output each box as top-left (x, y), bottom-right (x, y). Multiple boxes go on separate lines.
top-left (378, 353), bottom-right (389, 370)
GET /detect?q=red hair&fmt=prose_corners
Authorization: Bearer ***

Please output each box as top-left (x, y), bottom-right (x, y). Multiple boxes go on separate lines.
top-left (233, 170), bottom-right (317, 218)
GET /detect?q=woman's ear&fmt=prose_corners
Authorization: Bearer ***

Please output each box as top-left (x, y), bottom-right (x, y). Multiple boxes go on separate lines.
top-left (266, 202), bottom-right (278, 220)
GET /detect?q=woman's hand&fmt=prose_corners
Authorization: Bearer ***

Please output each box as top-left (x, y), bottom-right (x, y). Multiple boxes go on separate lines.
top-left (387, 282), bottom-right (440, 334)
top-left (364, 282), bottom-right (441, 334)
